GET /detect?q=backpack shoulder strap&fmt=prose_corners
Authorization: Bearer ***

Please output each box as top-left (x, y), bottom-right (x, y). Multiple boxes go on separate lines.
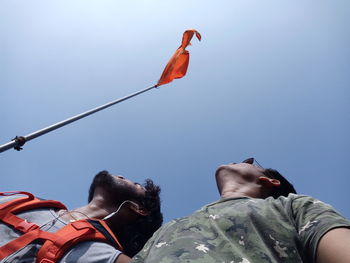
top-left (0, 191), bottom-right (67, 233)
top-left (0, 191), bottom-right (67, 261)
top-left (0, 191), bottom-right (67, 213)
top-left (0, 192), bottom-right (123, 263)
top-left (37, 219), bottom-right (124, 263)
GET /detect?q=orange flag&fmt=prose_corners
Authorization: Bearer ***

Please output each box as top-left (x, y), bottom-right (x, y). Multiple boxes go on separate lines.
top-left (156, 29), bottom-right (201, 87)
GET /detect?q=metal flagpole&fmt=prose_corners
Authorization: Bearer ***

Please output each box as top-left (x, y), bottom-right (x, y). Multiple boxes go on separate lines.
top-left (0, 85), bottom-right (157, 153)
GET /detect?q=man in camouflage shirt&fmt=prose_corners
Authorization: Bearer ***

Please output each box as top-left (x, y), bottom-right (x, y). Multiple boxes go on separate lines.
top-left (132, 158), bottom-right (350, 263)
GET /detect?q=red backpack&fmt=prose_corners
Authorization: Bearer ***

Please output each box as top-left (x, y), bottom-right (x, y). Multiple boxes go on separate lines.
top-left (0, 191), bottom-right (124, 263)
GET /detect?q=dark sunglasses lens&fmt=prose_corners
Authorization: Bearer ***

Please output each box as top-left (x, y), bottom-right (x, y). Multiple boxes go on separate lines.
top-left (242, 158), bottom-right (254, 164)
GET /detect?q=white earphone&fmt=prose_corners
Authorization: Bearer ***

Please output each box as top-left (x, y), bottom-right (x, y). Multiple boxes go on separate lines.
top-left (103, 200), bottom-right (139, 220)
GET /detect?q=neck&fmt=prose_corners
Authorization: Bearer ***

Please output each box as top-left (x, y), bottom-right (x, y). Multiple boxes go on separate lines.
top-left (219, 183), bottom-right (263, 199)
top-left (220, 190), bottom-right (251, 199)
top-left (59, 200), bottom-right (115, 222)
top-left (72, 204), bottom-right (110, 219)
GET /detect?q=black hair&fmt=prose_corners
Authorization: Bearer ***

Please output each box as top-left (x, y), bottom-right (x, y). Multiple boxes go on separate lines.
top-left (88, 171), bottom-right (163, 257)
top-left (120, 179), bottom-right (163, 257)
top-left (263, 168), bottom-right (297, 198)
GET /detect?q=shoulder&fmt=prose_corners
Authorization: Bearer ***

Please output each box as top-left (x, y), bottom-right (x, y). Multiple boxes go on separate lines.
top-left (263, 193), bottom-right (327, 210)
top-left (59, 241), bottom-right (122, 263)
top-left (280, 194), bottom-right (343, 215)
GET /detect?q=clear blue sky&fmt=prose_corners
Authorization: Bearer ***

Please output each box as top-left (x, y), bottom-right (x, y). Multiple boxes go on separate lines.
top-left (1, 1), bottom-right (349, 223)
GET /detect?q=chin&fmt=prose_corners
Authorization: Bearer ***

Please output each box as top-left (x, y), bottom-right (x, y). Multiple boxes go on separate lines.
top-left (215, 165), bottom-right (227, 175)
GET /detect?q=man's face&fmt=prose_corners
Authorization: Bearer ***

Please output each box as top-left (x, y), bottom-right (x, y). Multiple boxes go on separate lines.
top-left (111, 175), bottom-right (146, 198)
top-left (88, 172), bottom-right (146, 203)
top-left (215, 159), bottom-right (266, 194)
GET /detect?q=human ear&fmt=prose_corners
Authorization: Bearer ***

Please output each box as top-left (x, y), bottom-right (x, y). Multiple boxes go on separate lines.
top-left (129, 202), bottom-right (149, 216)
top-left (258, 177), bottom-right (281, 188)
top-left (135, 208), bottom-right (149, 216)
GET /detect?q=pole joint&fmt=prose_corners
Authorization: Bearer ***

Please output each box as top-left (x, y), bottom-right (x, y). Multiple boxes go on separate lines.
top-left (12, 136), bottom-right (26, 151)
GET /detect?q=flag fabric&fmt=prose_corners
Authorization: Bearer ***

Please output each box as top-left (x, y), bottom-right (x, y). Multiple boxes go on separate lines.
top-left (156, 29), bottom-right (201, 87)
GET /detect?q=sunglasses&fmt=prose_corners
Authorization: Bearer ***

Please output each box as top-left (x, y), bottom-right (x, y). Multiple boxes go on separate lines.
top-left (242, 157), bottom-right (262, 167)
top-left (241, 158), bottom-right (274, 179)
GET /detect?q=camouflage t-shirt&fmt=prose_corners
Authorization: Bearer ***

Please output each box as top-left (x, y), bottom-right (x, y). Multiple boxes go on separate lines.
top-left (132, 194), bottom-right (350, 263)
